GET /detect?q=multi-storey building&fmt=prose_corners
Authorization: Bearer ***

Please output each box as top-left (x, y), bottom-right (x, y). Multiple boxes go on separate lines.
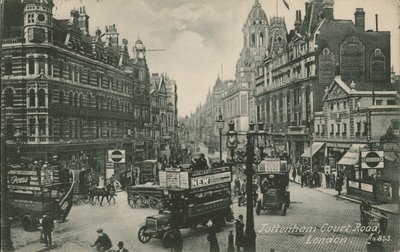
top-left (254, 0), bottom-right (392, 163)
top-left (1, 0), bottom-right (153, 176)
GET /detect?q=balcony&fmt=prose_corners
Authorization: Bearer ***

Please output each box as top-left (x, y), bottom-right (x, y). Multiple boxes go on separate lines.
top-left (287, 125), bottom-right (306, 135)
top-left (49, 103), bottom-right (132, 120)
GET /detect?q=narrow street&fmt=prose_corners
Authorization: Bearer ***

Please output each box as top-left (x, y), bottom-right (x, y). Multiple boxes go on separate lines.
top-left (11, 182), bottom-right (399, 252)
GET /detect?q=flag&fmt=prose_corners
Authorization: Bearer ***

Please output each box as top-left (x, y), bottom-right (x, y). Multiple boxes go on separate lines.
top-left (282, 0), bottom-right (290, 9)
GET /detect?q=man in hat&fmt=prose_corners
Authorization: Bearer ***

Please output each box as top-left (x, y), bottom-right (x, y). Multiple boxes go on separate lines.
top-left (235, 215), bottom-right (245, 252)
top-left (91, 229), bottom-right (112, 252)
top-left (116, 241), bottom-right (129, 252)
top-left (40, 212), bottom-right (54, 247)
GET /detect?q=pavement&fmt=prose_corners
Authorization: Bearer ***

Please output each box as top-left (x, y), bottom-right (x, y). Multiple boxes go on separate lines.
top-left (290, 177), bottom-right (400, 215)
top-left (8, 181), bottom-right (400, 252)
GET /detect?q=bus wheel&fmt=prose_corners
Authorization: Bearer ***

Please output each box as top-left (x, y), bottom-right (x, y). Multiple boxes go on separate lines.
top-left (22, 215), bottom-right (34, 231)
top-left (162, 229), bottom-right (176, 248)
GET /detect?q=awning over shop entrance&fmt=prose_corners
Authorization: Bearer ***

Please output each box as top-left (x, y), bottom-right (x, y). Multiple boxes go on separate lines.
top-left (337, 144), bottom-right (368, 166)
top-left (301, 142), bottom-right (325, 158)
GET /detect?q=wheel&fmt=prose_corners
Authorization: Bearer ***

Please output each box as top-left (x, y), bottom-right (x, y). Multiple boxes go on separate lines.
top-left (138, 226), bottom-right (151, 243)
top-left (149, 198), bottom-right (162, 210)
top-left (256, 201), bottom-right (261, 215)
top-left (22, 215), bottom-right (34, 231)
top-left (162, 229), bottom-right (176, 248)
top-left (128, 194), bottom-right (138, 208)
top-left (281, 202), bottom-right (287, 216)
top-left (81, 194), bottom-right (90, 204)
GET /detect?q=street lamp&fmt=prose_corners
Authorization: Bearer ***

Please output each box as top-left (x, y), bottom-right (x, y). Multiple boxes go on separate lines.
top-left (226, 121), bottom-right (238, 162)
top-left (215, 113), bottom-right (225, 163)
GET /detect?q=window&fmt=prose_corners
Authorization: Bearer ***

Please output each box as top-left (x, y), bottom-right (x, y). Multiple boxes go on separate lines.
top-left (29, 58), bottom-right (35, 74)
top-left (38, 89), bottom-right (46, 107)
top-left (336, 123), bottom-right (340, 134)
top-left (69, 93), bottom-right (73, 106)
top-left (29, 89), bottom-right (36, 107)
top-left (387, 100), bottom-right (397, 105)
top-left (68, 65), bottom-right (72, 80)
top-left (375, 100), bottom-right (383, 105)
top-left (343, 123), bottom-right (347, 136)
top-left (38, 59), bottom-right (45, 74)
top-left (49, 117), bottom-right (53, 136)
top-left (59, 91), bottom-right (64, 104)
top-left (330, 103), bottom-right (334, 110)
top-left (317, 125), bottom-right (320, 134)
top-left (4, 88), bottom-right (14, 107)
top-left (48, 57), bottom-right (52, 76)
top-left (29, 118), bottom-right (36, 136)
top-left (363, 122), bottom-right (368, 135)
top-left (74, 93), bottom-right (78, 107)
top-left (38, 118), bottom-right (46, 136)
top-left (343, 101), bottom-right (347, 109)
top-left (87, 94), bottom-right (92, 108)
top-left (356, 122), bottom-right (361, 134)
top-left (5, 59), bottom-right (12, 75)
top-left (330, 124), bottom-right (334, 134)
top-left (59, 61), bottom-right (64, 78)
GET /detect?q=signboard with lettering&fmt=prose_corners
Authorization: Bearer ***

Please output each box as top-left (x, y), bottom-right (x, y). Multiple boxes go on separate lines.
top-left (348, 180), bottom-right (359, 188)
top-left (159, 171), bottom-right (167, 187)
top-left (166, 172), bottom-right (180, 188)
top-left (180, 172), bottom-right (189, 189)
top-left (190, 172), bottom-right (231, 189)
top-left (258, 159), bottom-right (288, 173)
top-left (41, 170), bottom-right (53, 186)
top-left (8, 170), bottom-right (41, 191)
top-left (361, 151), bottom-right (384, 169)
top-left (361, 183), bottom-right (373, 192)
top-left (318, 49), bottom-right (335, 86)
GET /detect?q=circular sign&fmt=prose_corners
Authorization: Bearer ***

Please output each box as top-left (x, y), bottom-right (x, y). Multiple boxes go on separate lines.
top-left (365, 151), bottom-right (380, 168)
top-left (110, 150), bottom-right (123, 163)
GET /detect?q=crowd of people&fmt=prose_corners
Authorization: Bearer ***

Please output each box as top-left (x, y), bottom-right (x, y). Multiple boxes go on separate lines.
top-left (297, 169), bottom-right (345, 195)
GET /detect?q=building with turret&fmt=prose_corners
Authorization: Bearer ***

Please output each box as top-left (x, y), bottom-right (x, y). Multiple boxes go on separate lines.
top-left (253, 0), bottom-right (393, 164)
top-left (1, 0), bottom-right (155, 178)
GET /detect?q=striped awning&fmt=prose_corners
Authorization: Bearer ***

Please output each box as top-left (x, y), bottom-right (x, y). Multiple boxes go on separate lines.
top-left (301, 142), bottom-right (325, 158)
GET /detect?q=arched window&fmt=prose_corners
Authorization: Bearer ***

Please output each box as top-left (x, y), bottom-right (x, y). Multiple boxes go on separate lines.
top-left (4, 88), bottom-right (14, 107)
top-left (74, 93), bottom-right (78, 107)
top-left (59, 91), bottom-right (64, 104)
top-left (29, 89), bottom-right (36, 107)
top-left (251, 33), bottom-right (256, 46)
top-left (38, 89), bottom-right (46, 107)
top-left (69, 92), bottom-right (73, 105)
top-left (259, 32), bottom-right (264, 46)
top-left (96, 96), bottom-right (101, 110)
top-left (87, 94), bottom-right (92, 108)
top-left (79, 94), bottom-right (84, 107)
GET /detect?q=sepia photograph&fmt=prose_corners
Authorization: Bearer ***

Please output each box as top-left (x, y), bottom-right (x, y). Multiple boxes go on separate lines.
top-left (1, 0), bottom-right (399, 251)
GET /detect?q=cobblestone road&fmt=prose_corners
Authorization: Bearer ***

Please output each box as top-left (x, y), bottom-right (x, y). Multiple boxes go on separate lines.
top-left (10, 182), bottom-right (399, 252)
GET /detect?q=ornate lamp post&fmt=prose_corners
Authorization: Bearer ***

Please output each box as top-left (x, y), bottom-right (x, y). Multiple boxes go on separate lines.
top-left (215, 113), bottom-right (226, 163)
top-left (226, 121), bottom-right (238, 162)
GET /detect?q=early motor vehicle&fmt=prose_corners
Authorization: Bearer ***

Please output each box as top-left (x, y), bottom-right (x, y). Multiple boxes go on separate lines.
top-left (255, 158), bottom-right (290, 216)
top-left (137, 165), bottom-right (234, 248)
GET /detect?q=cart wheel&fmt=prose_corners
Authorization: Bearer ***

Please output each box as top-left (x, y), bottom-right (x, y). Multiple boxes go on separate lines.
top-left (22, 215), bottom-right (34, 231)
top-left (138, 226), bottom-right (151, 243)
top-left (162, 229), bottom-right (176, 248)
top-left (149, 198), bottom-right (161, 210)
top-left (128, 195), bottom-right (137, 208)
top-left (81, 194), bottom-right (90, 204)
top-left (281, 202), bottom-right (287, 216)
top-left (256, 201), bottom-right (261, 215)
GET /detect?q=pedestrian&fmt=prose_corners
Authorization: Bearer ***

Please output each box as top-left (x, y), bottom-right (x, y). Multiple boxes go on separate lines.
top-left (116, 241), bottom-right (129, 252)
top-left (325, 172), bottom-right (330, 188)
top-left (171, 229), bottom-right (183, 252)
top-left (40, 212), bottom-right (54, 247)
top-left (292, 166), bottom-right (297, 181)
top-left (235, 215), bottom-right (245, 252)
top-left (234, 178), bottom-right (241, 197)
top-left (336, 173), bottom-right (343, 195)
top-left (300, 172), bottom-right (304, 188)
top-left (91, 229), bottom-right (112, 252)
top-left (330, 173), bottom-right (335, 189)
top-left (207, 220), bottom-right (220, 252)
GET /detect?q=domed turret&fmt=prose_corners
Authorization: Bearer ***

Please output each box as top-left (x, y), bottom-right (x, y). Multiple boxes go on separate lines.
top-left (247, 0), bottom-right (268, 23)
top-left (134, 37), bottom-right (146, 60)
top-left (23, 0), bottom-right (54, 44)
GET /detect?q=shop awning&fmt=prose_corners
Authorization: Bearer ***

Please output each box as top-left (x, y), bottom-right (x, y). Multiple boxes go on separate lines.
top-left (338, 152), bottom-right (359, 166)
top-left (337, 144), bottom-right (368, 166)
top-left (301, 142), bottom-right (325, 158)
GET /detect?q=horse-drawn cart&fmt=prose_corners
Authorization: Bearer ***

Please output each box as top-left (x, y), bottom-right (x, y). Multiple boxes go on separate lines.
top-left (127, 184), bottom-right (163, 209)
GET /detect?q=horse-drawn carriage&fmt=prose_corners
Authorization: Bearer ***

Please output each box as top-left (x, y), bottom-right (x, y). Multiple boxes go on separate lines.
top-left (127, 183), bottom-right (163, 209)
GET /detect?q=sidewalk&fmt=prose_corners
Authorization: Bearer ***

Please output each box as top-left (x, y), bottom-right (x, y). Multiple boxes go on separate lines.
top-left (290, 178), bottom-right (399, 215)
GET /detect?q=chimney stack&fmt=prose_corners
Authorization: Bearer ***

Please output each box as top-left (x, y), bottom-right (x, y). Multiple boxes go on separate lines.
top-left (354, 8), bottom-right (365, 31)
top-left (294, 10), bottom-right (302, 32)
top-left (322, 0), bottom-right (334, 21)
top-left (375, 14), bottom-right (379, 31)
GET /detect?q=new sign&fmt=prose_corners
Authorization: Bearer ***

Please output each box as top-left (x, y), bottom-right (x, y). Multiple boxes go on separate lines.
top-left (361, 151), bottom-right (384, 169)
top-left (190, 171), bottom-right (231, 189)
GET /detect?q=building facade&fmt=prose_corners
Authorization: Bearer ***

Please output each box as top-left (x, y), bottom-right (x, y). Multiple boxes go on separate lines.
top-left (254, 0), bottom-right (391, 163)
top-left (1, 0), bottom-right (158, 178)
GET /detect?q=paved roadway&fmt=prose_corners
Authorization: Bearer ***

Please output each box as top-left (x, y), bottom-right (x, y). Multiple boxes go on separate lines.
top-left (11, 182), bottom-right (399, 252)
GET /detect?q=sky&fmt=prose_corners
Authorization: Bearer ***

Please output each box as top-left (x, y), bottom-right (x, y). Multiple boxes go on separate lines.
top-left (53, 0), bottom-right (400, 117)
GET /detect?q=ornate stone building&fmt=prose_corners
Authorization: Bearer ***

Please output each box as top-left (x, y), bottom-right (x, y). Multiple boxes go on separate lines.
top-left (254, 0), bottom-right (392, 163)
top-left (1, 0), bottom-right (154, 176)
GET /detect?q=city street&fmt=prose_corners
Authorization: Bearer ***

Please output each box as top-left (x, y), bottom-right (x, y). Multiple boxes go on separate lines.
top-left (10, 182), bottom-right (399, 252)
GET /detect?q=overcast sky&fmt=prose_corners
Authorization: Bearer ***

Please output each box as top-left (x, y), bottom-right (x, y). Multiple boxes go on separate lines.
top-left (53, 0), bottom-right (400, 117)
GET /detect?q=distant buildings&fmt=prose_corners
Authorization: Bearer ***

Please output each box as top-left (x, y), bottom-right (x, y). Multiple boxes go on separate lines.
top-left (1, 0), bottom-right (178, 177)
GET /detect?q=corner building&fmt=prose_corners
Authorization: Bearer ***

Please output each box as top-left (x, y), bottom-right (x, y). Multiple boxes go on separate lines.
top-left (254, 0), bottom-right (391, 162)
top-left (1, 0), bottom-right (152, 174)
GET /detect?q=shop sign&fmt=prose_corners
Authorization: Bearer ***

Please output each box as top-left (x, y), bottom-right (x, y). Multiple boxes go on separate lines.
top-left (361, 151), bottom-right (384, 169)
top-left (40, 170), bottom-right (53, 186)
top-left (348, 180), bottom-right (359, 188)
top-left (361, 183), bottom-right (373, 192)
top-left (166, 172), bottom-right (180, 188)
top-left (108, 149), bottom-right (126, 163)
top-left (190, 171), bottom-right (231, 189)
